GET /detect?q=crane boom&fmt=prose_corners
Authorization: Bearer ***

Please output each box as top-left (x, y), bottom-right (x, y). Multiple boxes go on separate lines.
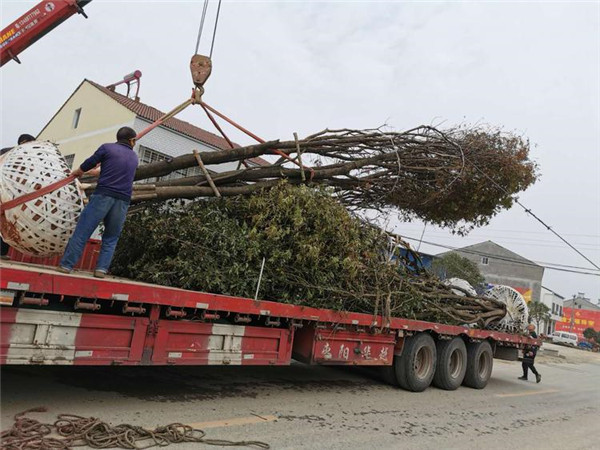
top-left (0, 0), bottom-right (92, 67)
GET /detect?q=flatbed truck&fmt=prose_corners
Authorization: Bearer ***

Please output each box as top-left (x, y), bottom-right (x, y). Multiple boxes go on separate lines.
top-left (0, 246), bottom-right (535, 393)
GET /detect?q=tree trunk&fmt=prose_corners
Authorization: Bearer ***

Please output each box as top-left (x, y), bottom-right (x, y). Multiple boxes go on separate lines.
top-left (133, 140), bottom-right (281, 181)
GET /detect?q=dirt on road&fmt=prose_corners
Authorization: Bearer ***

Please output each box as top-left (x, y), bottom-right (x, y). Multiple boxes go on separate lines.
top-left (537, 342), bottom-right (600, 365)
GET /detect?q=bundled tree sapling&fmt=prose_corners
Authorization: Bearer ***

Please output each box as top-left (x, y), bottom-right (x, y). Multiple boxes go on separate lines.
top-left (112, 184), bottom-right (506, 326)
top-left (110, 122), bottom-right (539, 327)
top-left (106, 125), bottom-right (537, 235)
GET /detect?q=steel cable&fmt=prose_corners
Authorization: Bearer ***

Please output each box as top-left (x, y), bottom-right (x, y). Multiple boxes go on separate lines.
top-left (194, 0), bottom-right (210, 55)
top-left (193, 0), bottom-right (222, 59)
top-left (209, 0), bottom-right (223, 59)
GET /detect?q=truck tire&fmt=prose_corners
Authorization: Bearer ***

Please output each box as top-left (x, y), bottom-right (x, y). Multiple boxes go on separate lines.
top-left (379, 366), bottom-right (399, 386)
top-left (463, 340), bottom-right (493, 389)
top-left (395, 333), bottom-right (436, 392)
top-left (432, 337), bottom-right (467, 390)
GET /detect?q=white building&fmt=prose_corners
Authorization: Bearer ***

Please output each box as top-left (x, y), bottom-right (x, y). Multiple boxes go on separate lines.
top-left (37, 78), bottom-right (267, 174)
top-left (540, 286), bottom-right (564, 335)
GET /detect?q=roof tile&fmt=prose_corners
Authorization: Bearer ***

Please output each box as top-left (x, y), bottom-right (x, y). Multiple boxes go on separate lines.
top-left (87, 80), bottom-right (268, 166)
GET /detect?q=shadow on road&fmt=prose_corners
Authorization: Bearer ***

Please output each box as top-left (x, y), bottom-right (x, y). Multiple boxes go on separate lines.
top-left (1, 363), bottom-right (393, 403)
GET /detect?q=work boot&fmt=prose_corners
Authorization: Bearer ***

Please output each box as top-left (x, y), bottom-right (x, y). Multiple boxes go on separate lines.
top-left (536, 374), bottom-right (541, 383)
top-left (518, 376), bottom-right (527, 381)
top-left (94, 270), bottom-right (106, 279)
top-left (57, 266), bottom-right (72, 274)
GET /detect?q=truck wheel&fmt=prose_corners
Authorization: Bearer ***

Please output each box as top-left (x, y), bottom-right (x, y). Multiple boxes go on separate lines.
top-left (463, 340), bottom-right (493, 389)
top-left (395, 333), bottom-right (436, 392)
top-left (433, 337), bottom-right (467, 390)
top-left (379, 366), bottom-right (399, 386)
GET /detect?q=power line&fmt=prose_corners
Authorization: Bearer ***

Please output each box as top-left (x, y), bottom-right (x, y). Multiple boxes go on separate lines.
top-left (399, 235), bottom-right (599, 251)
top-left (397, 226), bottom-right (600, 239)
top-left (465, 159), bottom-right (600, 270)
top-left (400, 235), bottom-right (600, 277)
top-left (394, 228), bottom-right (600, 248)
top-left (512, 198), bottom-right (600, 270)
top-left (398, 233), bottom-right (599, 271)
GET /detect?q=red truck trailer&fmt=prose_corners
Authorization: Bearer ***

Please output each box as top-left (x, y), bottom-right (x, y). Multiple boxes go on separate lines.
top-left (0, 255), bottom-right (535, 393)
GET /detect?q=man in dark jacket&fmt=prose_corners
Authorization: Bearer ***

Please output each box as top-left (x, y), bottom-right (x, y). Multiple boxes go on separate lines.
top-left (519, 323), bottom-right (541, 383)
top-left (58, 127), bottom-right (139, 277)
top-left (1, 134), bottom-right (36, 260)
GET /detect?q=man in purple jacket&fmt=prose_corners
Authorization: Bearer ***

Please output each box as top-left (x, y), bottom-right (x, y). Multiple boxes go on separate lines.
top-left (58, 127), bottom-right (139, 278)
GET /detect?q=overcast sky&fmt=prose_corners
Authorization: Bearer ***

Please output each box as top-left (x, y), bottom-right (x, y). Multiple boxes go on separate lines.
top-left (1, 0), bottom-right (599, 300)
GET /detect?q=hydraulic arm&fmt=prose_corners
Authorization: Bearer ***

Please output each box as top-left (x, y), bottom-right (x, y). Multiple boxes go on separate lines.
top-left (0, 0), bottom-right (92, 67)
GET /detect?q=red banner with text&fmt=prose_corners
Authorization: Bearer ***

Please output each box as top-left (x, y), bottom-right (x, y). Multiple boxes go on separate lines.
top-left (555, 308), bottom-right (600, 339)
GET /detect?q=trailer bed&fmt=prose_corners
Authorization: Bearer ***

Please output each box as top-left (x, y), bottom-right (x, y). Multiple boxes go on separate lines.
top-left (0, 260), bottom-right (534, 391)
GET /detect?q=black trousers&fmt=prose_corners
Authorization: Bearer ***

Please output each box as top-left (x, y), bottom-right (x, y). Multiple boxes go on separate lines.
top-left (522, 360), bottom-right (539, 378)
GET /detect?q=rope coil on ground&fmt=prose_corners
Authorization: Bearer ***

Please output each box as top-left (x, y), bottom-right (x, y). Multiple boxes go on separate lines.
top-left (0, 408), bottom-right (270, 450)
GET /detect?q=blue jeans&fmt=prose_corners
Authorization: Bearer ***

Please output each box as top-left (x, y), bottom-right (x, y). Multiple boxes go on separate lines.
top-left (60, 194), bottom-right (129, 272)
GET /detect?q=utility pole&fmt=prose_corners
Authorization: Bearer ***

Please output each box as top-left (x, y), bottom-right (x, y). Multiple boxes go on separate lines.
top-left (569, 294), bottom-right (578, 333)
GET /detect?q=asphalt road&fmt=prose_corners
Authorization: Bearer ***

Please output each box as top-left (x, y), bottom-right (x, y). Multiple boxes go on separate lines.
top-left (1, 347), bottom-right (599, 450)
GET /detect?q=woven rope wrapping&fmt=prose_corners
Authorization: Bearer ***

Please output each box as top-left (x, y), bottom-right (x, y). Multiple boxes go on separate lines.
top-left (484, 285), bottom-right (529, 333)
top-left (0, 141), bottom-right (85, 257)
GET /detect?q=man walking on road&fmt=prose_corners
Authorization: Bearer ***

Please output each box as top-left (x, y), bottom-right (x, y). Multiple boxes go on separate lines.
top-left (58, 127), bottom-right (139, 278)
top-left (519, 323), bottom-right (542, 383)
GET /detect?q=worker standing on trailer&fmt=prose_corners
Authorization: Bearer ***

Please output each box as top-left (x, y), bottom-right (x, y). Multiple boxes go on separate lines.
top-left (519, 323), bottom-right (542, 383)
top-left (58, 127), bottom-right (138, 278)
top-left (1, 133), bottom-right (36, 260)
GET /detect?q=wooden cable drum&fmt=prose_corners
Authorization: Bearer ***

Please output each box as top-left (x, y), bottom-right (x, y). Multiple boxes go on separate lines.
top-left (0, 141), bottom-right (85, 256)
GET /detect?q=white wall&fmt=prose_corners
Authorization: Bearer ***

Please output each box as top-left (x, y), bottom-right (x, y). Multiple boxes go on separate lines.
top-left (540, 287), bottom-right (564, 335)
top-left (132, 118), bottom-right (240, 173)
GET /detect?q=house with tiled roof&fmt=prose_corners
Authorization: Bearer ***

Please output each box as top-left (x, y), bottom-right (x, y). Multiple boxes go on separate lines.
top-left (37, 79), bottom-right (267, 179)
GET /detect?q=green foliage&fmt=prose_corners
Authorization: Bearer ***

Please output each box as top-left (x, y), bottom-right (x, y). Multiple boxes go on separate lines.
top-left (392, 127), bottom-right (538, 234)
top-left (115, 184), bottom-right (410, 314)
top-left (431, 253), bottom-right (485, 288)
top-left (112, 183), bottom-right (506, 325)
top-left (528, 301), bottom-right (551, 331)
top-left (583, 327), bottom-right (598, 341)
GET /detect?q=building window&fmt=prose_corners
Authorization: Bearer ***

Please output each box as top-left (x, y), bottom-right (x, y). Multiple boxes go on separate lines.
top-left (72, 108), bottom-right (82, 129)
top-left (137, 146), bottom-right (202, 183)
top-left (64, 154), bottom-right (75, 168)
top-left (481, 256), bottom-right (489, 265)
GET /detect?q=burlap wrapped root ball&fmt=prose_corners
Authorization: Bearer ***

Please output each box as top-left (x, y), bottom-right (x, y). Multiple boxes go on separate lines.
top-left (0, 141), bottom-right (85, 256)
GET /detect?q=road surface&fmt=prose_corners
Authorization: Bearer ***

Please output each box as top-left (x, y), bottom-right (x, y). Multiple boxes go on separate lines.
top-left (1, 344), bottom-right (599, 449)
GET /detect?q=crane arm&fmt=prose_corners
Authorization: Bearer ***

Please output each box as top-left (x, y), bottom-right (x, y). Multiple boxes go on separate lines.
top-left (0, 0), bottom-right (92, 67)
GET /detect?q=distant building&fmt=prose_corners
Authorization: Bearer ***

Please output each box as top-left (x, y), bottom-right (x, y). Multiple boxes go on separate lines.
top-left (37, 79), bottom-right (266, 176)
top-left (563, 293), bottom-right (600, 311)
top-left (437, 240), bottom-right (545, 303)
top-left (540, 286), bottom-right (564, 335)
top-left (555, 292), bottom-right (600, 339)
